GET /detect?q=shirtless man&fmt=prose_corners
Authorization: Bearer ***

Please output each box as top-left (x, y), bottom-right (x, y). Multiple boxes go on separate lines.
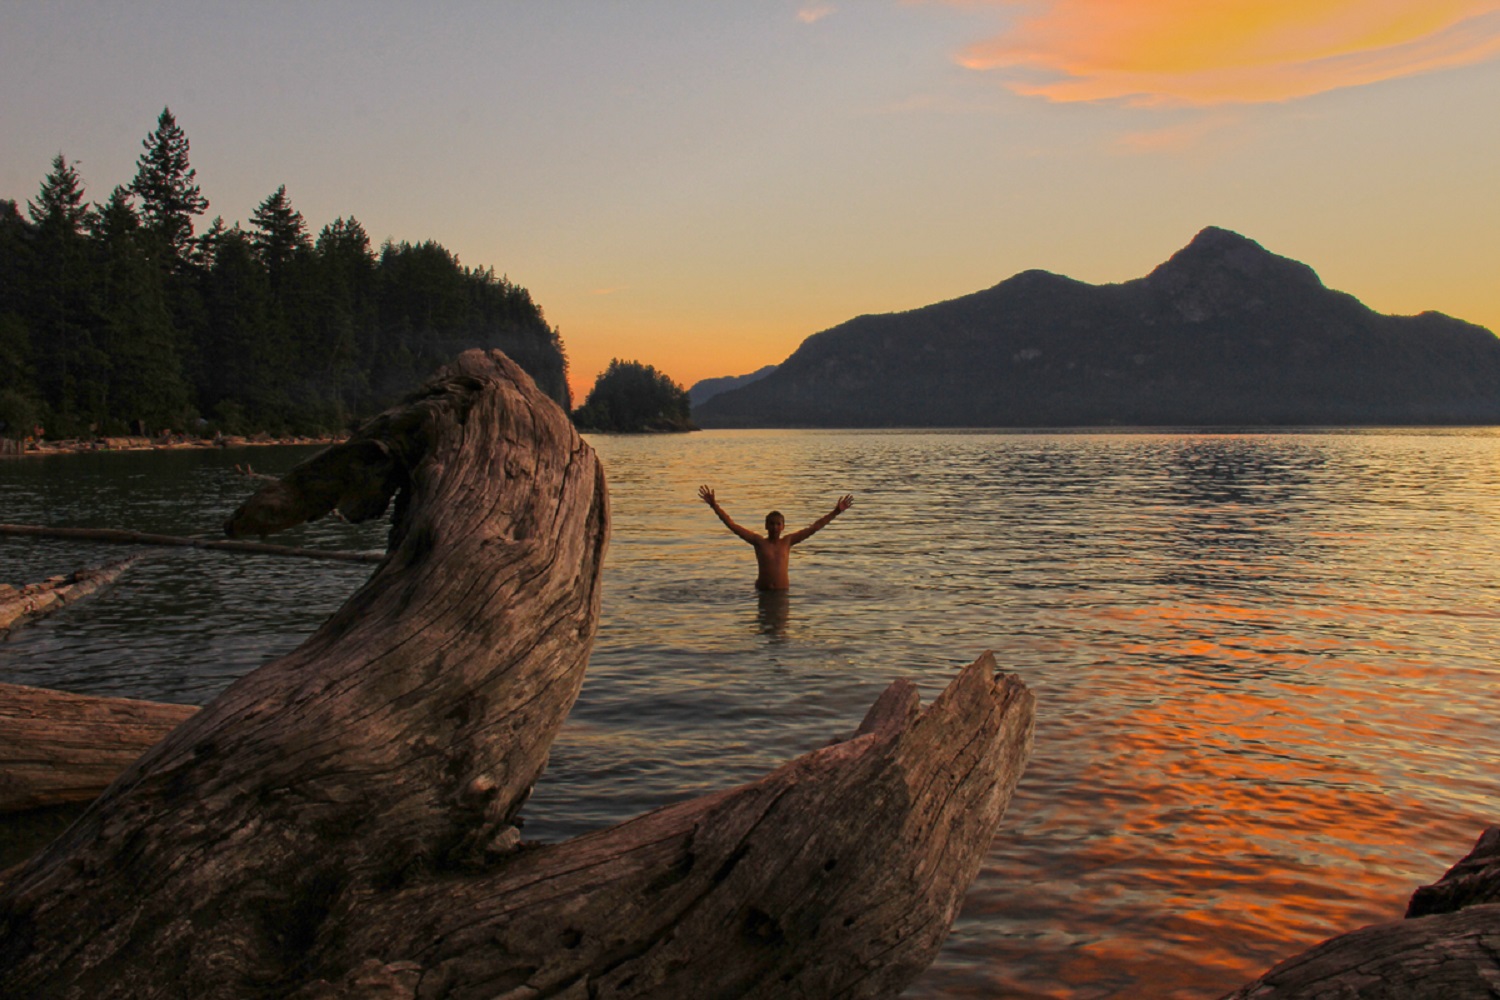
top-left (698, 485), bottom-right (854, 591)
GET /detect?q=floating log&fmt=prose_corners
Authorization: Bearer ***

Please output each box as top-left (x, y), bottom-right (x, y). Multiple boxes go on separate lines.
top-left (0, 684), bottom-right (197, 816)
top-left (1223, 826), bottom-right (1500, 999)
top-left (0, 348), bottom-right (1034, 999)
top-left (0, 523), bottom-right (382, 563)
top-left (0, 555), bottom-right (146, 634)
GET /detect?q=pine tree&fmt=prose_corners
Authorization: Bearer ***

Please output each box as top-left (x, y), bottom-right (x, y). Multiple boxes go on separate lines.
top-left (249, 184), bottom-right (310, 285)
top-left (130, 107), bottom-right (209, 269)
top-left (91, 186), bottom-right (191, 431)
top-left (198, 224), bottom-right (274, 428)
top-left (192, 215), bottom-right (227, 270)
top-left (313, 216), bottom-right (377, 418)
top-left (27, 154), bottom-right (92, 233)
top-left (248, 185), bottom-right (327, 428)
top-left (26, 155), bottom-right (105, 433)
top-left (0, 199), bottom-right (37, 436)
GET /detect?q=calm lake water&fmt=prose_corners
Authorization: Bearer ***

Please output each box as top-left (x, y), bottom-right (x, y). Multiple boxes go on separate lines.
top-left (3, 429), bottom-right (1500, 998)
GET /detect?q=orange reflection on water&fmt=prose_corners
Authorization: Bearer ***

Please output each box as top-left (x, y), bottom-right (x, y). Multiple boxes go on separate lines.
top-left (944, 596), bottom-right (1493, 1000)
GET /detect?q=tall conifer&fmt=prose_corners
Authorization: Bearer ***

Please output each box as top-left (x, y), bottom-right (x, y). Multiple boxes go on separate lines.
top-left (130, 108), bottom-right (209, 269)
top-left (92, 186), bottom-right (190, 430)
top-left (27, 155), bottom-right (104, 432)
top-left (27, 154), bottom-right (91, 233)
top-left (0, 199), bottom-right (37, 434)
top-left (249, 185), bottom-right (310, 281)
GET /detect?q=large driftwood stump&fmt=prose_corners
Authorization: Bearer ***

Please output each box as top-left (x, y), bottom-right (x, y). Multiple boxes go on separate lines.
top-left (0, 350), bottom-right (609, 997)
top-left (1223, 826), bottom-right (1500, 999)
top-left (0, 349), bottom-right (1034, 999)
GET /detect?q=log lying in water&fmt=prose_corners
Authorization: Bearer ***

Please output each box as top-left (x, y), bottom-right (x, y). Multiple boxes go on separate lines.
top-left (0, 555), bottom-right (145, 634)
top-left (0, 683), bottom-right (196, 815)
top-left (0, 523), bottom-right (382, 563)
top-left (0, 348), bottom-right (1034, 998)
top-left (1222, 826), bottom-right (1500, 999)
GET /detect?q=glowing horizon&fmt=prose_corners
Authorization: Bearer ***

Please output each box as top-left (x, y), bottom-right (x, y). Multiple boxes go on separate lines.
top-left (1, 3), bottom-right (1497, 406)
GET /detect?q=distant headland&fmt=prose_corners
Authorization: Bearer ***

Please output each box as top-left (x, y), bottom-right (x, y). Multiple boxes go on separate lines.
top-left (2, 109), bottom-right (570, 446)
top-left (693, 227), bottom-right (1500, 428)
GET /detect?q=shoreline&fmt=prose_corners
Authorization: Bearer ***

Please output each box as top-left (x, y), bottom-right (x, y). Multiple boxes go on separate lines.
top-left (1, 434), bottom-right (345, 458)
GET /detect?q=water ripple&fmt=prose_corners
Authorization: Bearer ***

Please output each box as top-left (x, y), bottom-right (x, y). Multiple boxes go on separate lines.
top-left (4, 431), bottom-right (1500, 997)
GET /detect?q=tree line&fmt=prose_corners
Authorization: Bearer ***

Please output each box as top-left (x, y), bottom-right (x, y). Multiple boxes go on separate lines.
top-left (571, 358), bottom-right (694, 433)
top-left (0, 108), bottom-right (570, 441)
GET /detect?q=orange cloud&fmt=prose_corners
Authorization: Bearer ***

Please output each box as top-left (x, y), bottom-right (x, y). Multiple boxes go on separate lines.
top-left (798, 4), bottom-right (836, 24)
top-left (954, 0), bottom-right (1500, 105)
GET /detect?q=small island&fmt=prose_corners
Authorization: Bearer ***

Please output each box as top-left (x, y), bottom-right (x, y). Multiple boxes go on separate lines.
top-left (571, 358), bottom-right (696, 433)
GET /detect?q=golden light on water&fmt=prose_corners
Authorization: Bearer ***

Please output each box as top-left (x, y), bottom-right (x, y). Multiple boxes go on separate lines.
top-left (959, 583), bottom-right (1496, 997)
top-left (8, 430), bottom-right (1498, 998)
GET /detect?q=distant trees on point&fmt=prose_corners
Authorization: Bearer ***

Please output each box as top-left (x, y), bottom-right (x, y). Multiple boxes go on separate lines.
top-left (572, 359), bottom-right (694, 433)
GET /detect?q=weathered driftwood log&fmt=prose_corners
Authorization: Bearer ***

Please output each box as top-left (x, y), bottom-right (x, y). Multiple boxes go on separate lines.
top-left (1223, 826), bottom-right (1500, 999)
top-left (0, 348), bottom-right (1033, 999)
top-left (0, 350), bottom-right (609, 998)
top-left (0, 556), bottom-right (145, 634)
top-left (292, 652), bottom-right (1033, 1000)
top-left (0, 683), bottom-right (197, 815)
top-left (0, 523), bottom-right (382, 563)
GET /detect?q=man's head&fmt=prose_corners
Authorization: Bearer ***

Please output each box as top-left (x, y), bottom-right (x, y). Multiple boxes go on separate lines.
top-left (764, 511), bottom-right (785, 538)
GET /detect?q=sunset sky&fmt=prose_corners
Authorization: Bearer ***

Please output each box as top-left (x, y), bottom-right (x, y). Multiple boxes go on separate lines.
top-left (3, 1), bottom-right (1498, 403)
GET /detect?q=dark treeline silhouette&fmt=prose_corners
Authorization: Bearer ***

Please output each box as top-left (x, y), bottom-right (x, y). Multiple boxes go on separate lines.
top-left (0, 108), bottom-right (570, 440)
top-left (572, 358), bottom-right (694, 433)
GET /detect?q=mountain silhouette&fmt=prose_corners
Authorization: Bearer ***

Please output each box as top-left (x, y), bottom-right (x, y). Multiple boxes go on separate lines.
top-left (688, 364), bottom-right (778, 407)
top-left (693, 227), bottom-right (1500, 427)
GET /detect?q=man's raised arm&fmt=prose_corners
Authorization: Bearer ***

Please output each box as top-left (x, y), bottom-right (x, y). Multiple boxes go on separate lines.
top-left (787, 494), bottom-right (854, 545)
top-left (699, 485), bottom-right (759, 542)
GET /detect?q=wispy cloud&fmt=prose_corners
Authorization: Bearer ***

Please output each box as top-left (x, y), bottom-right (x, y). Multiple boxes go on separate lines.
top-left (797, 4), bottom-right (837, 25)
top-left (949, 1), bottom-right (1500, 105)
top-left (1112, 113), bottom-right (1247, 156)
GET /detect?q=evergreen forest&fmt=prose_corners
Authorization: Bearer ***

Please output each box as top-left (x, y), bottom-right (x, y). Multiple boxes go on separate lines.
top-left (572, 359), bottom-right (694, 433)
top-left (1, 109), bottom-right (570, 441)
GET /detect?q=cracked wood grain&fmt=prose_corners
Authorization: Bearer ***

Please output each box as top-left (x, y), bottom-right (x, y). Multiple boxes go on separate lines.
top-left (0, 349), bottom-right (1035, 1000)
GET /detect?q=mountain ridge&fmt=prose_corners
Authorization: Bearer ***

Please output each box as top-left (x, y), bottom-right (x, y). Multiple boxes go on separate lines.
top-left (694, 228), bottom-right (1500, 428)
top-left (687, 364), bottom-right (778, 407)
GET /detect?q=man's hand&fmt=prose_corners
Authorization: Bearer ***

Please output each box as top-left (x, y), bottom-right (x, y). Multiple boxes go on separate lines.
top-left (698, 485), bottom-right (717, 506)
top-left (835, 494), bottom-right (853, 513)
